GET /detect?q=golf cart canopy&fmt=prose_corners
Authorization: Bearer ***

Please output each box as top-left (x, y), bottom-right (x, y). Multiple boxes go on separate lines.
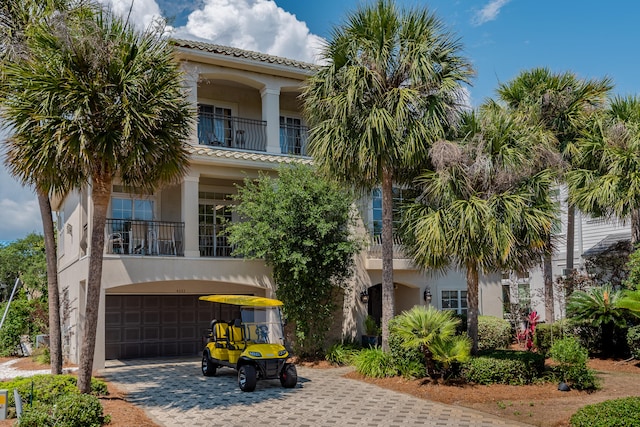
top-left (199, 295), bottom-right (283, 307)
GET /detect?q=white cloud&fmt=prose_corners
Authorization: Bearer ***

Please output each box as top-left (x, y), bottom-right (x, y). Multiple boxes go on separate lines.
top-left (172, 0), bottom-right (324, 63)
top-left (97, 0), bottom-right (166, 30)
top-left (472, 0), bottom-right (511, 26)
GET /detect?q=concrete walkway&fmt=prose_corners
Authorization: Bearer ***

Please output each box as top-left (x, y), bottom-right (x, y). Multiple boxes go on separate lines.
top-left (102, 357), bottom-right (531, 427)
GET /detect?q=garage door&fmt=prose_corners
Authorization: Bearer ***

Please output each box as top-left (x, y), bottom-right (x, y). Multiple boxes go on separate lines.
top-left (105, 295), bottom-right (240, 360)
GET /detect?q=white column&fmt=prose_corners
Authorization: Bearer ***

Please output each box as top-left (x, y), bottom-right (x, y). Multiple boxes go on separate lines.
top-left (182, 175), bottom-right (200, 257)
top-left (182, 65), bottom-right (199, 145)
top-left (261, 86), bottom-right (281, 154)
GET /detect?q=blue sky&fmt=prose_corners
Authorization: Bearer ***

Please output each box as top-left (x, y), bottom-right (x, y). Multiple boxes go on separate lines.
top-left (1, 0), bottom-right (639, 241)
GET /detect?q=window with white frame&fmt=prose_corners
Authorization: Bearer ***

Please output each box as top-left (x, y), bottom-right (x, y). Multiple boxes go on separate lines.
top-left (441, 290), bottom-right (467, 315)
top-left (370, 187), bottom-right (417, 237)
top-left (280, 116), bottom-right (303, 155)
top-left (198, 104), bottom-right (233, 146)
top-left (198, 191), bottom-right (234, 257)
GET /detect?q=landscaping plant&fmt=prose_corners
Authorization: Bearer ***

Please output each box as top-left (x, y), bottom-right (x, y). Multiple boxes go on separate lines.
top-left (478, 315), bottom-right (512, 351)
top-left (549, 337), bottom-right (598, 390)
top-left (570, 396), bottom-right (640, 427)
top-left (462, 350), bottom-right (545, 385)
top-left (352, 347), bottom-right (396, 378)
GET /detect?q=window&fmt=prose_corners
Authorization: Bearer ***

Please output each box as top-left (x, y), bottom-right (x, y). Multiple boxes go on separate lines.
top-left (280, 116), bottom-right (303, 155)
top-left (441, 290), bottom-right (467, 315)
top-left (518, 283), bottom-right (531, 313)
top-left (199, 191), bottom-right (234, 257)
top-left (198, 104), bottom-right (233, 146)
top-left (111, 198), bottom-right (154, 221)
top-left (502, 284), bottom-right (511, 314)
top-left (370, 187), bottom-right (417, 237)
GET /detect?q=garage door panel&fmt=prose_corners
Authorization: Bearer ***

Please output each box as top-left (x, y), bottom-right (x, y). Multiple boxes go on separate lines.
top-left (105, 295), bottom-right (241, 360)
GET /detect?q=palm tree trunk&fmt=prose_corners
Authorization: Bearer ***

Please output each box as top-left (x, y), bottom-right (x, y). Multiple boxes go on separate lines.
top-left (632, 208), bottom-right (640, 246)
top-left (77, 176), bottom-right (111, 393)
top-left (566, 204), bottom-right (575, 271)
top-left (543, 237), bottom-right (554, 323)
top-left (466, 261), bottom-right (479, 355)
top-left (37, 190), bottom-right (63, 375)
top-left (380, 167), bottom-right (395, 351)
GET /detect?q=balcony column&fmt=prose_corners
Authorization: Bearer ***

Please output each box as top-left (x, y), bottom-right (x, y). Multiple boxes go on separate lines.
top-left (260, 86), bottom-right (281, 154)
top-left (182, 174), bottom-right (200, 257)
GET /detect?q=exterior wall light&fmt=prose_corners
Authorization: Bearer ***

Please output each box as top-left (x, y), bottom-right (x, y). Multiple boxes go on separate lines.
top-left (423, 287), bottom-right (432, 304)
top-left (360, 290), bottom-right (369, 304)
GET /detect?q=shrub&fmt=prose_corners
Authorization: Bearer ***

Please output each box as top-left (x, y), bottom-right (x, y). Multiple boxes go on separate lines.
top-left (0, 374), bottom-right (108, 407)
top-left (325, 341), bottom-right (359, 366)
top-left (549, 337), bottom-right (598, 390)
top-left (570, 397), bottom-right (640, 427)
top-left (352, 348), bottom-right (396, 378)
top-left (534, 320), bottom-right (570, 356)
top-left (0, 298), bottom-right (48, 356)
top-left (18, 393), bottom-right (110, 427)
top-left (388, 317), bottom-right (426, 379)
top-left (627, 325), bottom-right (640, 359)
top-left (462, 350), bottom-right (545, 385)
top-left (478, 316), bottom-right (511, 351)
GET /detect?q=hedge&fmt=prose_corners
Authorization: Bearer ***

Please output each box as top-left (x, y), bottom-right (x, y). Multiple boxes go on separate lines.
top-left (478, 316), bottom-right (511, 351)
top-left (462, 350), bottom-right (545, 385)
top-left (570, 397), bottom-right (640, 427)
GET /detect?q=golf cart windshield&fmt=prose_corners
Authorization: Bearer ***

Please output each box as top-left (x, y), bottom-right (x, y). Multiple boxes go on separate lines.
top-left (241, 307), bottom-right (285, 345)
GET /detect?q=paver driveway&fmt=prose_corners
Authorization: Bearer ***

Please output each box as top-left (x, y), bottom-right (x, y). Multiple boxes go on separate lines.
top-left (102, 357), bottom-right (530, 427)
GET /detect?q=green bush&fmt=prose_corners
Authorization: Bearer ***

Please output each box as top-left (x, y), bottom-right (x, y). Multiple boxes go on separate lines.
top-left (570, 397), bottom-right (640, 427)
top-left (478, 316), bottom-right (511, 351)
top-left (534, 321), bottom-right (570, 356)
top-left (352, 348), bottom-right (396, 378)
top-left (388, 317), bottom-right (426, 379)
top-left (627, 325), bottom-right (640, 359)
top-left (549, 337), bottom-right (598, 390)
top-left (462, 350), bottom-right (545, 385)
top-left (0, 298), bottom-right (48, 356)
top-left (18, 393), bottom-right (110, 427)
top-left (325, 341), bottom-right (360, 366)
top-left (0, 374), bottom-right (108, 407)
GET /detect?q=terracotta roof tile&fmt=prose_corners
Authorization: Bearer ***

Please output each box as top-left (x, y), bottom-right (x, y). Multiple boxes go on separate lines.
top-left (171, 39), bottom-right (318, 71)
top-left (186, 144), bottom-right (313, 165)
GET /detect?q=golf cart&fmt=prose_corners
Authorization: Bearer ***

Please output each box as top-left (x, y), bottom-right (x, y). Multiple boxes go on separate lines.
top-left (199, 295), bottom-right (297, 392)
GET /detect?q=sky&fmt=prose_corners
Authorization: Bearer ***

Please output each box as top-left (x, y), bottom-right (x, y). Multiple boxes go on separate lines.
top-left (1, 0), bottom-right (639, 241)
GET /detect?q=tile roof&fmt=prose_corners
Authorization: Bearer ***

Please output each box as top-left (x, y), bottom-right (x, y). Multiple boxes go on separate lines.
top-left (582, 232), bottom-right (632, 257)
top-left (171, 39), bottom-right (319, 72)
top-left (186, 144), bottom-right (313, 165)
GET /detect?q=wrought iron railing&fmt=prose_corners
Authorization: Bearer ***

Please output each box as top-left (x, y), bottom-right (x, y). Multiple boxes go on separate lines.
top-left (198, 112), bottom-right (267, 152)
top-left (280, 123), bottom-right (309, 156)
top-left (105, 219), bottom-right (184, 256)
top-left (367, 233), bottom-right (406, 259)
top-left (198, 225), bottom-right (233, 258)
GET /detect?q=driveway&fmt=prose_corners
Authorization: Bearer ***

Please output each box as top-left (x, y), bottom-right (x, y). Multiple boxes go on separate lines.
top-left (102, 357), bottom-right (530, 427)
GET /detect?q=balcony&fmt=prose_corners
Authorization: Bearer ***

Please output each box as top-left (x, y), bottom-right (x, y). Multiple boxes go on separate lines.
top-left (105, 219), bottom-right (184, 256)
top-left (367, 233), bottom-right (406, 259)
top-left (280, 123), bottom-right (309, 156)
top-left (198, 111), bottom-right (267, 152)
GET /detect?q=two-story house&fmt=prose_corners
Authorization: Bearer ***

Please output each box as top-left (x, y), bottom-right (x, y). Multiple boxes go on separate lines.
top-left (54, 40), bottom-right (503, 370)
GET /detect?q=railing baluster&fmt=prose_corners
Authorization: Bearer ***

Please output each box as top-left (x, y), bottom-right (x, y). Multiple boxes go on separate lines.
top-left (197, 112), bottom-right (267, 152)
top-left (104, 219), bottom-right (184, 257)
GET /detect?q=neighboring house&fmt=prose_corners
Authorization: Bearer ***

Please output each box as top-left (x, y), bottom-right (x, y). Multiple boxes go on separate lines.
top-left (53, 41), bottom-right (502, 369)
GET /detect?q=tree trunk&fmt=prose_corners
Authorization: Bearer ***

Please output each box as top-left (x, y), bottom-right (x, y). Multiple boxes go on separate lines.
top-left (380, 168), bottom-right (395, 351)
top-left (543, 237), bottom-right (554, 323)
top-left (466, 261), bottom-right (479, 355)
top-left (566, 204), bottom-right (575, 271)
top-left (77, 176), bottom-right (111, 393)
top-left (37, 190), bottom-right (63, 375)
top-left (632, 208), bottom-right (640, 246)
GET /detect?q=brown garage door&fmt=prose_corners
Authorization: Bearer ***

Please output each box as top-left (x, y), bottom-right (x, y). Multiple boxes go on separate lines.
top-left (105, 295), bottom-right (240, 360)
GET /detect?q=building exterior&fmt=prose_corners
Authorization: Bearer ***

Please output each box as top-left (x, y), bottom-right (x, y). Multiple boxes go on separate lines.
top-left (54, 41), bottom-right (503, 369)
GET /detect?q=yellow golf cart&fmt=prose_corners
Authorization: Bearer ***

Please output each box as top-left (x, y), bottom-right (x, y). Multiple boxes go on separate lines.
top-left (199, 295), bottom-right (297, 392)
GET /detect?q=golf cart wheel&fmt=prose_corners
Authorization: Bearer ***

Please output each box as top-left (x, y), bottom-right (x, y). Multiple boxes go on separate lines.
top-left (280, 363), bottom-right (297, 388)
top-left (202, 351), bottom-right (216, 377)
top-left (238, 364), bottom-right (257, 392)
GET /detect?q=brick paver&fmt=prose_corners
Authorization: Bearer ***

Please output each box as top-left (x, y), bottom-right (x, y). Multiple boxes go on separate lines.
top-left (102, 357), bottom-right (531, 427)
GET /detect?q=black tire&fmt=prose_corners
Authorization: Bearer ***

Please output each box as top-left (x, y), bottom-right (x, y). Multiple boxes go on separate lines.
top-left (202, 351), bottom-right (216, 377)
top-left (280, 363), bottom-right (297, 388)
top-left (238, 364), bottom-right (257, 392)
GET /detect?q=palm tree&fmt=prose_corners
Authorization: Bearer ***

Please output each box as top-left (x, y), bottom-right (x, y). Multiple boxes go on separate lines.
top-left (0, 5), bottom-right (193, 392)
top-left (497, 68), bottom-right (612, 323)
top-left (302, 0), bottom-right (473, 350)
top-left (390, 306), bottom-right (470, 378)
top-left (401, 105), bottom-right (558, 353)
top-left (0, 0), bottom-right (80, 375)
top-left (567, 96), bottom-right (640, 245)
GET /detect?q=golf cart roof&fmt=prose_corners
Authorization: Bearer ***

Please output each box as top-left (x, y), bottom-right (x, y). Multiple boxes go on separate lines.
top-left (199, 295), bottom-right (283, 307)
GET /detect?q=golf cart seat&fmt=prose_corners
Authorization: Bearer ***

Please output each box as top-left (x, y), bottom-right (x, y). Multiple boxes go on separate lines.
top-left (227, 319), bottom-right (246, 351)
top-left (209, 320), bottom-right (229, 348)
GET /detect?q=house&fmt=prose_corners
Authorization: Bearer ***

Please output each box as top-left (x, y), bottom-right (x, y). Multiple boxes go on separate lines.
top-left (54, 40), bottom-right (503, 370)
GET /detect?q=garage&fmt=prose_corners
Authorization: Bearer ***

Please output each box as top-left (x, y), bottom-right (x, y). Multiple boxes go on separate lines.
top-left (105, 295), bottom-right (240, 360)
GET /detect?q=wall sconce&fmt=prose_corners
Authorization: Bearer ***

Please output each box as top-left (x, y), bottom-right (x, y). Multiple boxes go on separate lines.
top-left (359, 290), bottom-right (369, 304)
top-left (66, 224), bottom-right (73, 235)
top-left (423, 287), bottom-right (432, 304)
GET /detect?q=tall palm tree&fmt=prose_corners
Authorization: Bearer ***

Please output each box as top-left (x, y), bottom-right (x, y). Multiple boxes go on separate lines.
top-left (0, 0), bottom-right (80, 375)
top-left (401, 105), bottom-right (558, 353)
top-left (302, 0), bottom-right (473, 350)
top-left (567, 96), bottom-right (640, 245)
top-left (0, 5), bottom-right (193, 392)
top-left (497, 68), bottom-right (612, 322)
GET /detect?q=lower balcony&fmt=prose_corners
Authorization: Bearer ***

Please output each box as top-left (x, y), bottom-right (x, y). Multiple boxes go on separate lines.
top-left (105, 219), bottom-right (184, 256)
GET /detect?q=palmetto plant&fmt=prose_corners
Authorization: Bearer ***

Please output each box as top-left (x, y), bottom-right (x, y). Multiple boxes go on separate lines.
top-left (390, 306), bottom-right (470, 378)
top-left (0, 5), bottom-right (193, 392)
top-left (302, 0), bottom-right (474, 350)
top-left (567, 286), bottom-right (627, 355)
